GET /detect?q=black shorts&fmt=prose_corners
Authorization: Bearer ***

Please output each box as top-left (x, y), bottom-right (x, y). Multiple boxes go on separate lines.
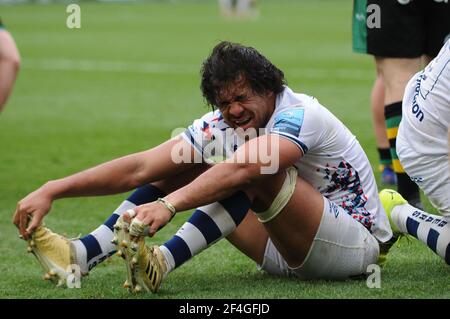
top-left (353, 0), bottom-right (450, 58)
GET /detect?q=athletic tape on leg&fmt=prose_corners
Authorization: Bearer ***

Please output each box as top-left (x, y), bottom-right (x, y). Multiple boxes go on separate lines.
top-left (255, 167), bottom-right (298, 223)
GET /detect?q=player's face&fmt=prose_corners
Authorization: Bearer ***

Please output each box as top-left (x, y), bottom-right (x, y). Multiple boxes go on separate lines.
top-left (216, 79), bottom-right (275, 130)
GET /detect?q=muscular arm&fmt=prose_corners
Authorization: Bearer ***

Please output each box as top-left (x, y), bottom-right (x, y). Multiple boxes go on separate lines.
top-left (166, 134), bottom-right (302, 211)
top-left (0, 29), bottom-right (20, 112)
top-left (44, 137), bottom-right (194, 199)
top-left (13, 136), bottom-right (197, 238)
top-left (127, 134), bottom-right (303, 236)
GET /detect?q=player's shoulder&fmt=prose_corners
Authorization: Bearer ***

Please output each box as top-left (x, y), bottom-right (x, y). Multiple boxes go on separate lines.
top-left (274, 87), bottom-right (323, 121)
top-left (278, 86), bottom-right (313, 104)
top-left (277, 86), bottom-right (321, 111)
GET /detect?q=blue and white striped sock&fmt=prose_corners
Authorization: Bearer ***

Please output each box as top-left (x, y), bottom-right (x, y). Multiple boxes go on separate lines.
top-left (159, 191), bottom-right (251, 274)
top-left (71, 184), bottom-right (165, 273)
top-left (392, 204), bottom-right (450, 265)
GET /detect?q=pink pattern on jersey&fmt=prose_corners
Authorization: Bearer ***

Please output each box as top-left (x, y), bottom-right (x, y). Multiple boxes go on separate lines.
top-left (316, 161), bottom-right (373, 230)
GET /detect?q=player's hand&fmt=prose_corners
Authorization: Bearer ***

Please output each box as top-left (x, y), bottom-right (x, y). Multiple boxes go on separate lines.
top-left (12, 187), bottom-right (53, 240)
top-left (125, 202), bottom-right (173, 237)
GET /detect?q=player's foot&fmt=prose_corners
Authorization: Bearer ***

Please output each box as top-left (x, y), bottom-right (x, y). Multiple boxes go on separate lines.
top-left (112, 215), bottom-right (137, 292)
top-left (26, 226), bottom-right (82, 286)
top-left (380, 165), bottom-right (397, 185)
top-left (379, 188), bottom-right (407, 234)
top-left (113, 216), bottom-right (166, 293)
top-left (378, 189), bottom-right (409, 266)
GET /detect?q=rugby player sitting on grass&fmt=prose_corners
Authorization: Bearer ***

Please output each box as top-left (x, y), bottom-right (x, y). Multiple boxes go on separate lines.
top-left (14, 41), bottom-right (398, 292)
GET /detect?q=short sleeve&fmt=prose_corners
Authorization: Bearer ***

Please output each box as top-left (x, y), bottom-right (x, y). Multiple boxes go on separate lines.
top-left (181, 111), bottom-right (229, 158)
top-left (269, 106), bottom-right (323, 155)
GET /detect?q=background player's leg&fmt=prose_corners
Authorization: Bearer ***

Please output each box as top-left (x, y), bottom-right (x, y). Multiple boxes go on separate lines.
top-left (371, 73), bottom-right (396, 185)
top-left (376, 57), bottom-right (423, 208)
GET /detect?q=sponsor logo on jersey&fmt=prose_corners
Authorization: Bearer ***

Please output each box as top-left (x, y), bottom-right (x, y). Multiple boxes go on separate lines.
top-left (272, 109), bottom-right (305, 137)
top-left (411, 75), bottom-right (425, 122)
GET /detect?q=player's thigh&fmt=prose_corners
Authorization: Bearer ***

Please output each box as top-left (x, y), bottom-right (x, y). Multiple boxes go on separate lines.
top-left (226, 211), bottom-right (268, 265)
top-left (375, 57), bottom-right (422, 87)
top-left (259, 197), bottom-right (380, 280)
top-left (228, 171), bottom-right (324, 270)
top-left (397, 131), bottom-right (450, 219)
top-left (248, 170), bottom-right (324, 267)
top-left (375, 57), bottom-right (421, 103)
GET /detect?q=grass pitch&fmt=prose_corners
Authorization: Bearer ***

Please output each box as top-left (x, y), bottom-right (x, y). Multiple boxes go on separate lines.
top-left (0, 0), bottom-right (449, 299)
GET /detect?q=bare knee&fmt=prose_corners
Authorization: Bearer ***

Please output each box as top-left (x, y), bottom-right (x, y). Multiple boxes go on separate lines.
top-left (246, 170), bottom-right (287, 212)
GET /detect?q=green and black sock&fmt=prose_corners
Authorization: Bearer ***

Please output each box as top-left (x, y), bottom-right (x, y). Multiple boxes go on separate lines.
top-left (377, 147), bottom-right (392, 169)
top-left (385, 101), bottom-right (421, 205)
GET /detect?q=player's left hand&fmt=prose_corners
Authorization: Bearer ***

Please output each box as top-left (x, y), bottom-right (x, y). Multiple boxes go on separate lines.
top-left (124, 202), bottom-right (173, 237)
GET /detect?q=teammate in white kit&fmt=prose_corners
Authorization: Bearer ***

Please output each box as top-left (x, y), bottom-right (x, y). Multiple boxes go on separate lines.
top-left (13, 41), bottom-right (393, 292)
top-left (381, 40), bottom-right (450, 265)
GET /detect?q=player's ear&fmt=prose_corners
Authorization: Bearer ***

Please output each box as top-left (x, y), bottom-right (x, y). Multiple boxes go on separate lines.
top-left (265, 90), bottom-right (274, 98)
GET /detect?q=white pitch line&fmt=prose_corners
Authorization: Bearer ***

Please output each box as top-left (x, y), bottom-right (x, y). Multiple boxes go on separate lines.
top-left (23, 58), bottom-right (373, 80)
top-left (24, 58), bottom-right (198, 75)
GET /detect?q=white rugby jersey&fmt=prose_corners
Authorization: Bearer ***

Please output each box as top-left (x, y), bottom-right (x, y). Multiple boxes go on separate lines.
top-left (402, 39), bottom-right (450, 156)
top-left (182, 86), bottom-right (392, 242)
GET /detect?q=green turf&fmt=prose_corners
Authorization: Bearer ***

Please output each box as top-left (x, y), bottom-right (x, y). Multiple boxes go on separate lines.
top-left (0, 0), bottom-right (449, 299)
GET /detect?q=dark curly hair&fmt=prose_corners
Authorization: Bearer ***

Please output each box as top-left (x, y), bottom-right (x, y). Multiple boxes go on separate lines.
top-left (200, 41), bottom-right (286, 110)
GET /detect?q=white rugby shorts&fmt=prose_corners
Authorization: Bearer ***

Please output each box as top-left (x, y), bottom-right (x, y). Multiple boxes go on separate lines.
top-left (258, 197), bottom-right (380, 280)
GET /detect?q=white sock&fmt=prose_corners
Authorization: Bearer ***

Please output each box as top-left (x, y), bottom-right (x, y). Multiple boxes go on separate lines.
top-left (160, 191), bottom-right (251, 274)
top-left (71, 184), bottom-right (166, 273)
top-left (392, 204), bottom-right (450, 264)
top-left (71, 200), bottom-right (136, 273)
